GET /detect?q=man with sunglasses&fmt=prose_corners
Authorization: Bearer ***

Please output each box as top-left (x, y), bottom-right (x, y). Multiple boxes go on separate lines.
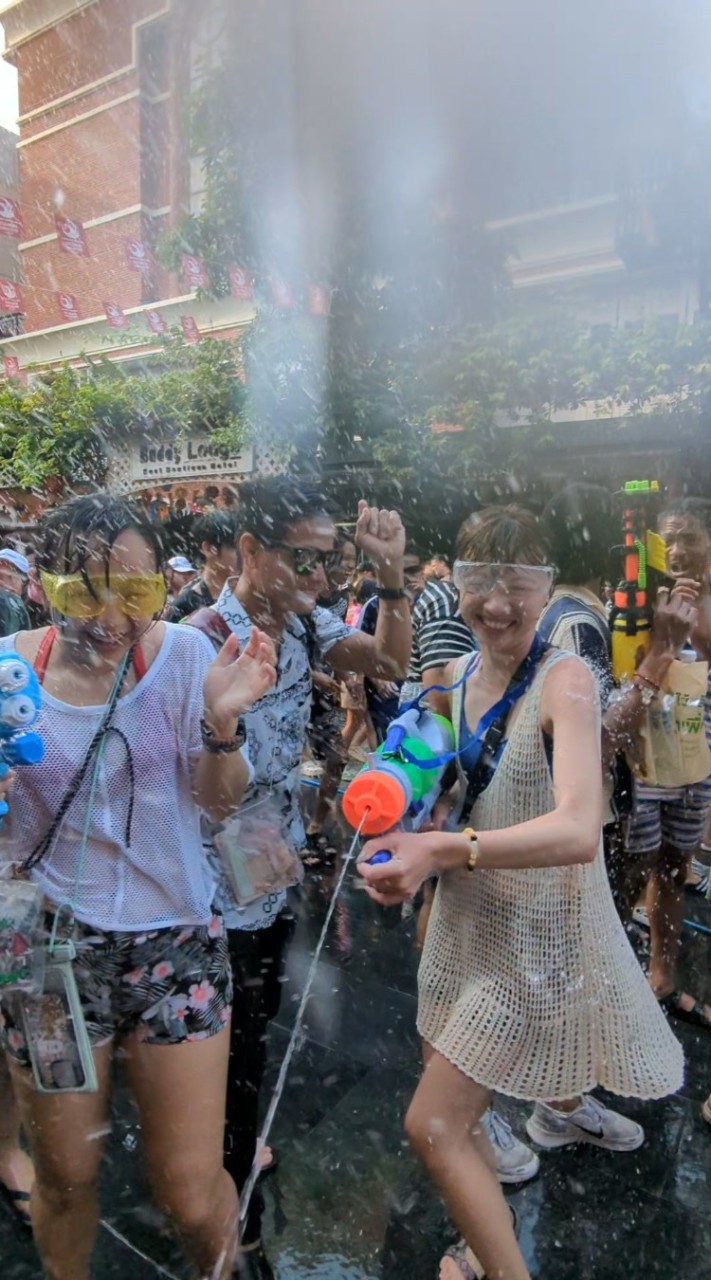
top-left (189, 476), bottom-right (411, 1277)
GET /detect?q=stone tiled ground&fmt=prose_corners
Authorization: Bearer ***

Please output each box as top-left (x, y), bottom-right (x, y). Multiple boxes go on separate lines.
top-left (3, 789), bottom-right (711, 1278)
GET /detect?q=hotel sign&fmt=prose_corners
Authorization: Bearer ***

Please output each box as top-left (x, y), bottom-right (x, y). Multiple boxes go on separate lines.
top-left (128, 436), bottom-right (255, 485)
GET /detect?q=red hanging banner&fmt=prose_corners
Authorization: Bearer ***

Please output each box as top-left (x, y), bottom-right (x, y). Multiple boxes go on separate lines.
top-left (180, 315), bottom-right (200, 344)
top-left (308, 283), bottom-right (330, 317)
top-left (55, 214), bottom-right (89, 256)
top-left (182, 254), bottom-right (209, 290)
top-left (270, 275), bottom-right (294, 309)
top-left (145, 309), bottom-right (168, 335)
top-left (0, 197), bottom-right (23, 239)
top-left (125, 237), bottom-right (153, 276)
top-left (3, 356), bottom-right (20, 380)
top-left (56, 291), bottom-right (80, 322)
top-left (229, 265), bottom-right (253, 301)
top-left (0, 281), bottom-right (22, 313)
top-left (104, 300), bottom-right (127, 329)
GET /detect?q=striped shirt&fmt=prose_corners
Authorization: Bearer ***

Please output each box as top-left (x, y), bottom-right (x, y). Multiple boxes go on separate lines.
top-left (407, 579), bottom-right (475, 681)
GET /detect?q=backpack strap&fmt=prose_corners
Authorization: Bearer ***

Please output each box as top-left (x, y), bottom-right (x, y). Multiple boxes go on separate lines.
top-left (33, 626), bottom-right (147, 685)
top-left (33, 627), bottom-right (55, 684)
top-left (183, 606), bottom-right (232, 653)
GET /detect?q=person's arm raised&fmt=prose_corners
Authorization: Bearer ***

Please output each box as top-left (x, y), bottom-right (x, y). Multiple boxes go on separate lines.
top-left (601, 583), bottom-right (697, 763)
top-left (326, 501), bottom-right (412, 680)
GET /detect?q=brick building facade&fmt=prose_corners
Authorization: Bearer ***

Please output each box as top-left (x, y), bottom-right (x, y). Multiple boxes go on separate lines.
top-left (0, 0), bottom-right (193, 333)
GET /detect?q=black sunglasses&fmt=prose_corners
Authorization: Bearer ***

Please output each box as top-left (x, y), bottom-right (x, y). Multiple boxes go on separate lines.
top-left (262, 542), bottom-right (342, 577)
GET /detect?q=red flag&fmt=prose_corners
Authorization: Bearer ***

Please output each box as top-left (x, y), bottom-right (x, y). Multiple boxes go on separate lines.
top-left (182, 254), bottom-right (209, 290)
top-left (0, 197), bottom-right (22, 238)
top-left (125, 237), bottom-right (153, 276)
top-left (56, 291), bottom-right (80, 322)
top-left (0, 281), bottom-right (22, 313)
top-left (145, 309), bottom-right (168, 335)
top-left (229, 265), bottom-right (253, 301)
top-left (270, 275), bottom-right (294, 309)
top-left (104, 300), bottom-right (127, 329)
top-left (3, 356), bottom-right (20, 380)
top-left (180, 315), bottom-right (200, 344)
top-left (55, 214), bottom-right (89, 256)
top-left (308, 283), bottom-right (330, 317)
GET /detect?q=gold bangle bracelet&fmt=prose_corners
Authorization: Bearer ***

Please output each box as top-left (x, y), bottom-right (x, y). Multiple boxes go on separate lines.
top-left (462, 826), bottom-right (479, 872)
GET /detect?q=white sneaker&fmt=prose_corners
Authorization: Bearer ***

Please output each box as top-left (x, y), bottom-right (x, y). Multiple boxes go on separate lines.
top-left (526, 1095), bottom-right (644, 1152)
top-left (481, 1108), bottom-right (540, 1184)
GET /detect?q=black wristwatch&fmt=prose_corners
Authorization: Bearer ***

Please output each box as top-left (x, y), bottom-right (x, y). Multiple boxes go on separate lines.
top-left (376, 586), bottom-right (408, 601)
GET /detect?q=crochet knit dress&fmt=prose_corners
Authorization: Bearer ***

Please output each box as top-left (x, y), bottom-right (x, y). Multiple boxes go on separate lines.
top-left (417, 650), bottom-right (684, 1101)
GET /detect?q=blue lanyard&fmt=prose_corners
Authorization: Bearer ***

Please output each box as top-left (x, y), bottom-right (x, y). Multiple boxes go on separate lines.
top-left (390, 633), bottom-right (548, 774)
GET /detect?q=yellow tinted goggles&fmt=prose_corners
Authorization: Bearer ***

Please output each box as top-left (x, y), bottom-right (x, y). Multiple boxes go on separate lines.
top-left (40, 571), bottom-right (167, 619)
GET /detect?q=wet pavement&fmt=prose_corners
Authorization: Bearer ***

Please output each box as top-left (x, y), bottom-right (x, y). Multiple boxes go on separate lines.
top-left (3, 789), bottom-right (711, 1278)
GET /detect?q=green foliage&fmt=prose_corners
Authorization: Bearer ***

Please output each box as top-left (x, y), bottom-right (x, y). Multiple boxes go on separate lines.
top-left (0, 335), bottom-right (248, 492)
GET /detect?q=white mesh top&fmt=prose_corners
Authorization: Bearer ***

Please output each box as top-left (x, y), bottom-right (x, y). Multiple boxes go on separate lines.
top-left (0, 625), bottom-right (240, 932)
top-left (418, 649), bottom-right (684, 1101)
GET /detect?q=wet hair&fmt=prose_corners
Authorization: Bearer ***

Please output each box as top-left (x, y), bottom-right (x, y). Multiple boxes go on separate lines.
top-left (664, 498), bottom-right (711, 534)
top-left (455, 504), bottom-right (549, 566)
top-left (36, 493), bottom-right (164, 580)
top-left (236, 476), bottom-right (331, 545)
top-left (541, 483), bottom-right (614, 585)
top-left (193, 509), bottom-right (237, 553)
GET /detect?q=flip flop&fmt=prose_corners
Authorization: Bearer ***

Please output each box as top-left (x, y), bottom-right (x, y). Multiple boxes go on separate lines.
top-left (659, 990), bottom-right (711, 1030)
top-left (0, 1179), bottom-right (31, 1230)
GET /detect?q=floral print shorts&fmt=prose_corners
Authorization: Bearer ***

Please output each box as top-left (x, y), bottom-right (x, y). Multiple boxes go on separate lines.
top-left (0, 914), bottom-right (232, 1067)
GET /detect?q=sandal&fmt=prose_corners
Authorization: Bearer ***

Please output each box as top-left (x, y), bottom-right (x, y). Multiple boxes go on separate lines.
top-left (659, 990), bottom-right (711, 1030)
top-left (439, 1208), bottom-right (517, 1280)
top-left (0, 1179), bottom-right (31, 1230)
top-left (440, 1240), bottom-right (485, 1280)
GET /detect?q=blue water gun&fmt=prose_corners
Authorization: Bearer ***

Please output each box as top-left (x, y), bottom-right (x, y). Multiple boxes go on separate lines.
top-left (0, 653), bottom-right (44, 826)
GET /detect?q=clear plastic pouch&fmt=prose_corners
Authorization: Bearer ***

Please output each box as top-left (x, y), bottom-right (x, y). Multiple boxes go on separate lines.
top-left (20, 943), bottom-right (98, 1094)
top-left (212, 795), bottom-right (304, 906)
top-left (0, 877), bottom-right (45, 995)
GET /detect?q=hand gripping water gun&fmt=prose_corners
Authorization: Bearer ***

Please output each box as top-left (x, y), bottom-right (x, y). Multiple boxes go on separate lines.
top-left (0, 653), bottom-right (44, 827)
top-left (342, 704), bottom-right (455, 843)
top-left (610, 481), bottom-right (667, 684)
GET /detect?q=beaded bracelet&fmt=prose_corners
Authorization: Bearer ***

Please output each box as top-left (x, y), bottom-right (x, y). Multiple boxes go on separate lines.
top-left (635, 671), bottom-right (661, 692)
top-left (200, 717), bottom-right (246, 754)
top-left (632, 675), bottom-right (658, 706)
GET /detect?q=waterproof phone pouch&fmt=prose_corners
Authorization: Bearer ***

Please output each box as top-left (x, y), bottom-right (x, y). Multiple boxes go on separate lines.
top-left (0, 879), bottom-right (44, 994)
top-left (212, 795), bottom-right (304, 906)
top-left (21, 944), bottom-right (98, 1094)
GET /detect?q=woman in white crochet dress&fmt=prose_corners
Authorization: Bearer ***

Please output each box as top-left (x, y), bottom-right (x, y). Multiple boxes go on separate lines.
top-left (358, 505), bottom-right (683, 1280)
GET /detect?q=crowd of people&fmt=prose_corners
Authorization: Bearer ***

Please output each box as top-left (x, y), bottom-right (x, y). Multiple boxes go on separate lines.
top-left (0, 476), bottom-right (708, 1280)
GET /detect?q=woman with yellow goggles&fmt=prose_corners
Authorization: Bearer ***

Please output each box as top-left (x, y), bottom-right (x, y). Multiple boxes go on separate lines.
top-left (40, 568), bottom-right (167, 621)
top-left (0, 493), bottom-right (277, 1280)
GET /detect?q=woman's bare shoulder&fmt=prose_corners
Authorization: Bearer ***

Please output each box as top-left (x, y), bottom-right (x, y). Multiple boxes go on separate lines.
top-left (10, 627), bottom-right (48, 663)
top-left (540, 650), bottom-right (597, 717)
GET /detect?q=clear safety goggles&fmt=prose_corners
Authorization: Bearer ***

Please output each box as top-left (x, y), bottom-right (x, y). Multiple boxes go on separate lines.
top-left (453, 561), bottom-right (554, 597)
